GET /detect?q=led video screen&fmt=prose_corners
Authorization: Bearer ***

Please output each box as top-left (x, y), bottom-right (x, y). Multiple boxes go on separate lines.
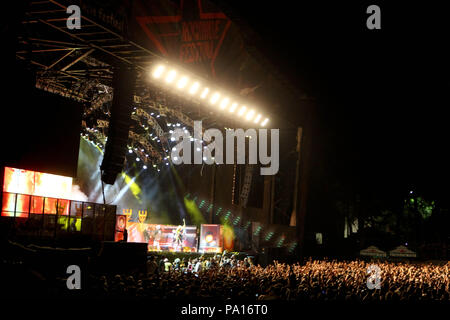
top-left (115, 215), bottom-right (127, 242)
top-left (125, 222), bottom-right (198, 252)
top-left (199, 224), bottom-right (223, 253)
top-left (3, 167), bottom-right (73, 198)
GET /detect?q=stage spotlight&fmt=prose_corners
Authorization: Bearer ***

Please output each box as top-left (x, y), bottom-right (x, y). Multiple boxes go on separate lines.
top-left (165, 70), bottom-right (177, 83)
top-left (151, 62), bottom-right (273, 126)
top-left (143, 165), bottom-right (147, 169)
top-left (136, 157), bottom-right (140, 162)
top-left (152, 65), bottom-right (165, 78)
top-left (219, 97), bottom-right (229, 109)
top-left (205, 233), bottom-right (214, 243)
top-left (177, 76), bottom-right (189, 89)
top-left (189, 82), bottom-right (200, 94)
top-left (229, 103), bottom-right (238, 113)
top-left (200, 87), bottom-right (209, 99)
top-left (210, 92), bottom-right (220, 105)
top-left (245, 109), bottom-right (255, 121)
top-left (237, 106), bottom-right (247, 116)
top-left (128, 149), bottom-right (132, 153)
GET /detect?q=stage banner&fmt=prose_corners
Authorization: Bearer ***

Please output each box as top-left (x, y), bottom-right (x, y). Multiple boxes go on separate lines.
top-left (114, 215), bottom-right (127, 242)
top-left (76, 0), bottom-right (245, 79)
top-left (199, 224), bottom-right (222, 253)
top-left (126, 222), bottom-right (198, 252)
top-left (130, 0), bottom-right (245, 79)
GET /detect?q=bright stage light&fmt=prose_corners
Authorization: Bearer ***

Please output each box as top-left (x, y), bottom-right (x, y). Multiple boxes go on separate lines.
top-left (219, 97), bottom-right (229, 109)
top-left (143, 165), bottom-right (147, 169)
top-left (136, 158), bottom-right (140, 162)
top-left (152, 65), bottom-right (165, 78)
top-left (165, 70), bottom-right (177, 83)
top-left (261, 118), bottom-right (269, 126)
top-left (177, 76), bottom-right (189, 89)
top-left (229, 103), bottom-right (238, 113)
top-left (210, 92), bottom-right (220, 105)
top-left (245, 109), bottom-right (255, 121)
top-left (200, 87), bottom-right (210, 99)
top-left (205, 234), bottom-right (214, 243)
top-left (189, 82), bottom-right (200, 94)
top-left (128, 149), bottom-right (132, 153)
top-left (150, 62), bottom-right (272, 127)
top-left (237, 106), bottom-right (247, 116)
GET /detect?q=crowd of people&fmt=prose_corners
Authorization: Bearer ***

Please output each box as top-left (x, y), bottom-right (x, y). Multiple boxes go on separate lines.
top-left (85, 254), bottom-right (449, 302)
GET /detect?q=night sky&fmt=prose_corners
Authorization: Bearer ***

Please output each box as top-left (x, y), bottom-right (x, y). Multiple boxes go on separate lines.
top-left (225, 1), bottom-right (450, 206)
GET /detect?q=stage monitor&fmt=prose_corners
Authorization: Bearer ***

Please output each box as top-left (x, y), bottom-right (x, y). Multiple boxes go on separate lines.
top-left (123, 221), bottom-right (198, 252)
top-left (199, 224), bottom-right (223, 253)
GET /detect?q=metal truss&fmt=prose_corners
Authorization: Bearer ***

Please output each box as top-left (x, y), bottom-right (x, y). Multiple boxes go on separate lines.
top-left (18, 0), bottom-right (225, 166)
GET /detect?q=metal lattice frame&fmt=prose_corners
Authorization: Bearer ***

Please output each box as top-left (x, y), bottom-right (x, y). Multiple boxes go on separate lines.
top-left (19, 0), bottom-right (226, 168)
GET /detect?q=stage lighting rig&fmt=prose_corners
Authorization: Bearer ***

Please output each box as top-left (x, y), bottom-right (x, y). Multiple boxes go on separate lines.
top-left (149, 63), bottom-right (270, 127)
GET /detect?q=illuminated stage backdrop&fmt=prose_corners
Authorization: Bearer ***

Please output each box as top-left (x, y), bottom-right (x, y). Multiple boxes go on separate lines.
top-left (124, 222), bottom-right (198, 252)
top-left (1, 167), bottom-right (116, 241)
top-left (199, 224), bottom-right (223, 253)
top-left (3, 167), bottom-right (73, 198)
top-left (115, 215), bottom-right (127, 242)
top-left (2, 167), bottom-right (73, 217)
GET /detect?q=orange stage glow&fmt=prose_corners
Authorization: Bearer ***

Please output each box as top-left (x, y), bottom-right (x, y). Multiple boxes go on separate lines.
top-left (2, 167), bottom-right (73, 217)
top-left (205, 234), bottom-right (214, 243)
top-left (3, 167), bottom-right (72, 198)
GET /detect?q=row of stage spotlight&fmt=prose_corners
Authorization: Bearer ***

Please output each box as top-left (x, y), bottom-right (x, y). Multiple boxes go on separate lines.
top-left (150, 64), bottom-right (270, 127)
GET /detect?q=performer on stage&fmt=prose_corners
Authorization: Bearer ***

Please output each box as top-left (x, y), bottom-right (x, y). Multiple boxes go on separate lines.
top-left (153, 225), bottom-right (162, 251)
top-left (173, 218), bottom-right (186, 252)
